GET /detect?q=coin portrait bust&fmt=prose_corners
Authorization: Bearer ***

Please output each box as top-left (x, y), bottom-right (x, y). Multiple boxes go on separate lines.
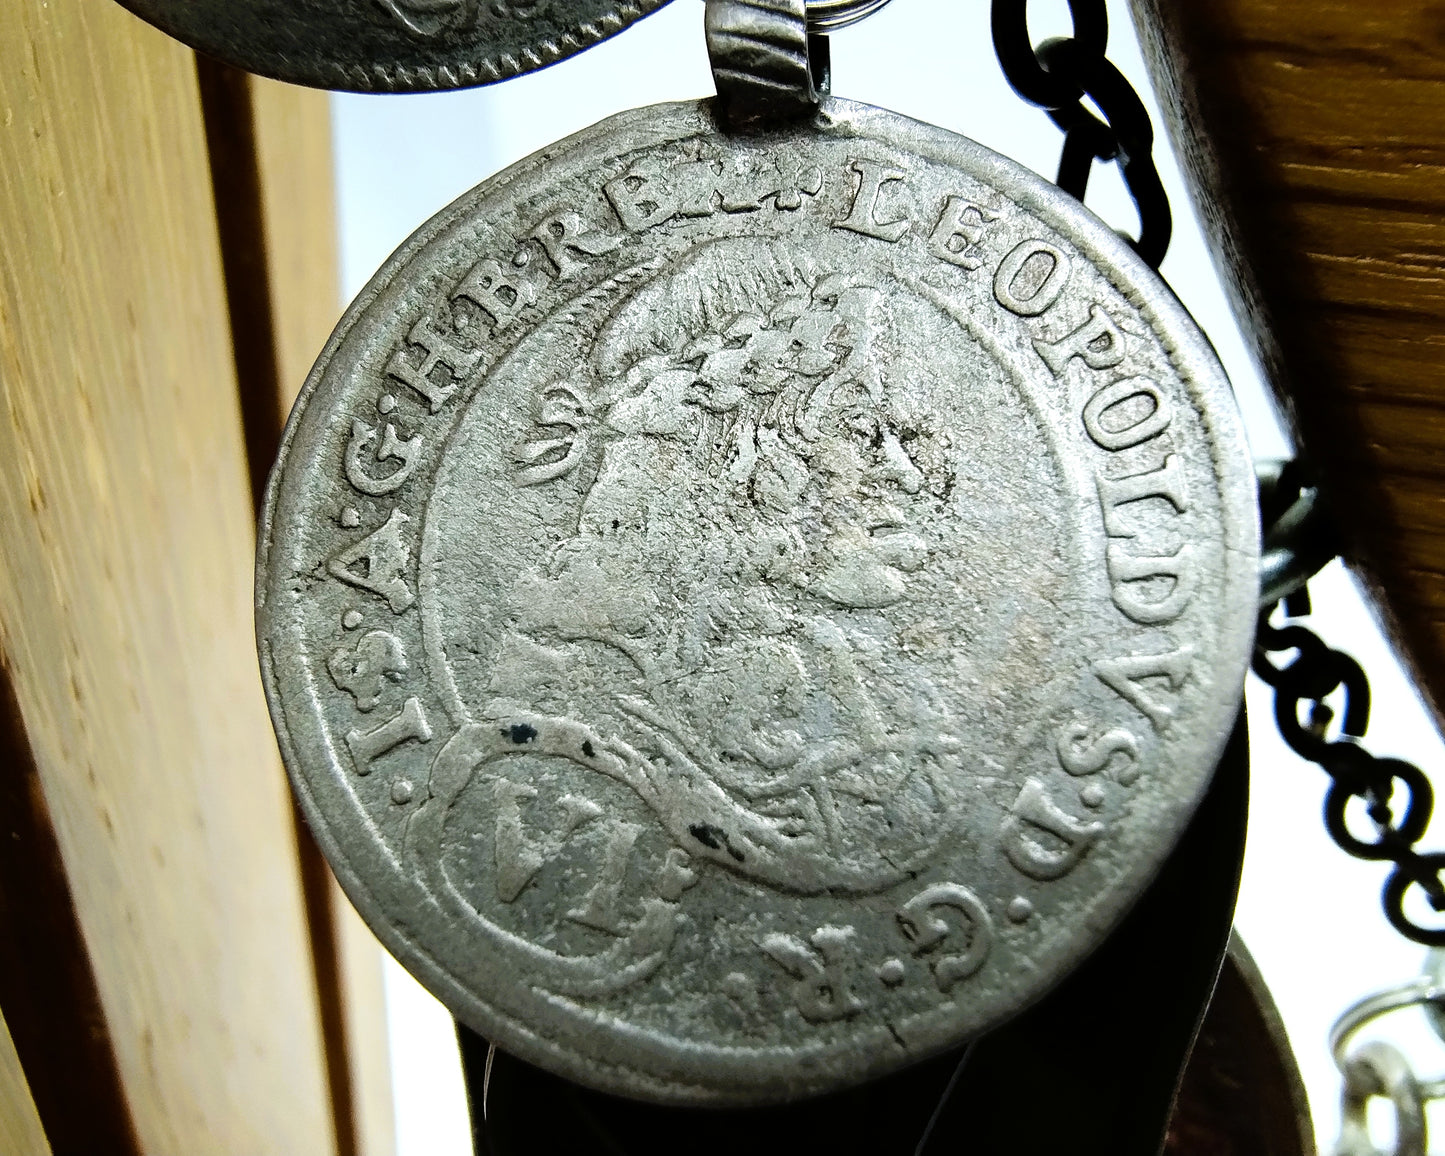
top-left (482, 245), bottom-right (959, 893)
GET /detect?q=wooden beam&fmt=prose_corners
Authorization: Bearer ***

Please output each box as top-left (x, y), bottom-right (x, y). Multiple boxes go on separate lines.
top-left (0, 1009), bottom-right (50, 1156)
top-left (197, 62), bottom-right (397, 1156)
top-left (1131, 0), bottom-right (1445, 721)
top-left (0, 665), bottom-right (138, 1155)
top-left (0, 4), bottom-right (337, 1152)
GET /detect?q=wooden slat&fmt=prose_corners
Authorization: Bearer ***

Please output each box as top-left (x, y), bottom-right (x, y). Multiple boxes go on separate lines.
top-left (194, 57), bottom-right (370, 1155)
top-left (249, 78), bottom-right (349, 415)
top-left (0, 4), bottom-right (337, 1153)
top-left (246, 72), bottom-right (398, 1156)
top-left (0, 1010), bottom-right (51, 1156)
top-left (334, 904), bottom-right (398, 1156)
top-left (1130, 0), bottom-right (1445, 722)
top-left (0, 665), bottom-right (138, 1155)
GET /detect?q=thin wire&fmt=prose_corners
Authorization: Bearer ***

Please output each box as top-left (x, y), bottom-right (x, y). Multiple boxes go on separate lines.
top-left (805, 0), bottom-right (896, 33)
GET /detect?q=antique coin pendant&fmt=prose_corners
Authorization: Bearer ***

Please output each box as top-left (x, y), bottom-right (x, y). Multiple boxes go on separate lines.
top-left (258, 82), bottom-right (1258, 1101)
top-left (115, 0), bottom-right (673, 92)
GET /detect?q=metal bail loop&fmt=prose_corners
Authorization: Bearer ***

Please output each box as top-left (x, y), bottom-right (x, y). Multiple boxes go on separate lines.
top-left (706, 0), bottom-right (830, 124)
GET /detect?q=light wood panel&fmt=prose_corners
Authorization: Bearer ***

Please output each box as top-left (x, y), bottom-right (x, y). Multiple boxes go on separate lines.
top-left (1131, 0), bottom-right (1445, 722)
top-left (250, 77), bottom-right (349, 414)
top-left (0, 4), bottom-right (336, 1153)
top-left (0, 662), bottom-right (138, 1154)
top-left (249, 73), bottom-right (398, 1156)
top-left (334, 902), bottom-right (398, 1156)
top-left (0, 1011), bottom-right (50, 1156)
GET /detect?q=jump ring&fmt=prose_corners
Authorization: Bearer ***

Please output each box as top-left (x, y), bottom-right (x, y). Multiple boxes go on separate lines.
top-left (805, 0), bottom-right (895, 33)
top-left (1336, 1041), bottom-right (1427, 1156)
top-left (1330, 978), bottom-right (1445, 1098)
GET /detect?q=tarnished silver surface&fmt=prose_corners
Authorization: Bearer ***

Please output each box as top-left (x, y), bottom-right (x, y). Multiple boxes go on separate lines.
top-left (258, 96), bottom-right (1258, 1103)
top-left (114, 0), bottom-right (674, 92)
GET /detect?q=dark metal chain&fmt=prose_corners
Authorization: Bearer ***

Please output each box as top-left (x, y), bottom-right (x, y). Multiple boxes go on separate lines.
top-left (1254, 469), bottom-right (1445, 946)
top-left (990, 0), bottom-right (1172, 269)
top-left (992, 3), bottom-right (1445, 947)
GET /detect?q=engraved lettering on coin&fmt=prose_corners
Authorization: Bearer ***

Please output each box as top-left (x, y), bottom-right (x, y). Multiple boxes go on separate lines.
top-left (1035, 303), bottom-right (1126, 375)
top-left (928, 196), bottom-right (997, 270)
top-left (258, 98), bottom-right (1256, 1105)
top-left (328, 628), bottom-right (409, 711)
top-left (835, 158), bottom-right (912, 241)
top-left (345, 419), bottom-right (422, 496)
top-left (1000, 778), bottom-right (1105, 882)
top-left (760, 925), bottom-right (866, 1023)
top-left (993, 239), bottom-right (1070, 317)
top-left (1055, 720), bottom-right (1140, 784)
top-left (326, 508), bottom-right (416, 612)
top-left (343, 695), bottom-right (433, 772)
top-left (895, 883), bottom-right (993, 991)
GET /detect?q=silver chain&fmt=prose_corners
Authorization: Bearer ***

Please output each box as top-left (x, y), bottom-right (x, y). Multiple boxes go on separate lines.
top-left (1329, 952), bottom-right (1445, 1156)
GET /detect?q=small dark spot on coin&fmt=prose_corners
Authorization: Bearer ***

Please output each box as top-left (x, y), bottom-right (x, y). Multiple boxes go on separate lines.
top-left (689, 823), bottom-right (745, 862)
top-left (582, 739), bottom-right (596, 758)
top-left (504, 723), bottom-right (538, 744)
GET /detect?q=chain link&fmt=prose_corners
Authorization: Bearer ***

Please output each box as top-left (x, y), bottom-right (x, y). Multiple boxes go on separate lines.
top-left (1255, 537), bottom-right (1445, 946)
top-left (990, 0), bottom-right (1171, 268)
top-left (988, 4), bottom-right (1445, 948)
top-left (988, 0), bottom-right (1445, 947)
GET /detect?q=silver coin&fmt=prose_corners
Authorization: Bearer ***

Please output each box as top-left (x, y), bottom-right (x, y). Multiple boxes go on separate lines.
top-left (258, 96), bottom-right (1258, 1104)
top-left (116, 0), bottom-right (673, 92)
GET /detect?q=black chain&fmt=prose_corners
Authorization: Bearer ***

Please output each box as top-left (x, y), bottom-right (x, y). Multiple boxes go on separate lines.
top-left (992, 0), bottom-right (1445, 948)
top-left (1254, 491), bottom-right (1445, 947)
top-left (991, 0), bottom-right (1171, 269)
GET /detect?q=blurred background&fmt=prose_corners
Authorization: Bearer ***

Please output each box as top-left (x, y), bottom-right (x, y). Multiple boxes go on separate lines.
top-left (329, 2), bottom-right (1445, 1150)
